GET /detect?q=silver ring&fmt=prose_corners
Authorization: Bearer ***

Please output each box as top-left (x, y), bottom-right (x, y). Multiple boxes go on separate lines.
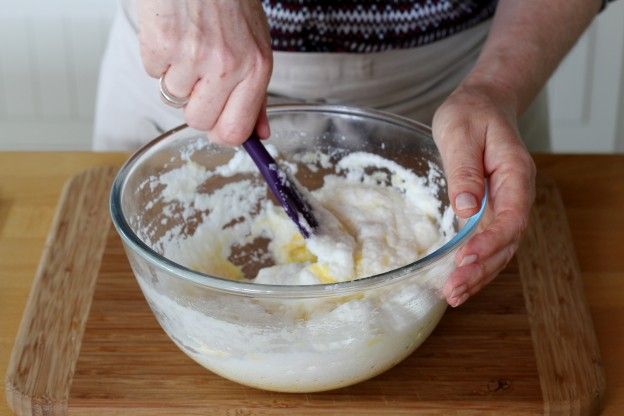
top-left (159, 75), bottom-right (189, 108)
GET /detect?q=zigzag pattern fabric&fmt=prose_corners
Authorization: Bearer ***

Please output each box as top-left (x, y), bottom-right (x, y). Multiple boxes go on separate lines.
top-left (262, 0), bottom-right (498, 53)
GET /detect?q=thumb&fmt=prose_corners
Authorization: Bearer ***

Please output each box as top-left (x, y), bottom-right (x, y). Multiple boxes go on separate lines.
top-left (433, 127), bottom-right (485, 218)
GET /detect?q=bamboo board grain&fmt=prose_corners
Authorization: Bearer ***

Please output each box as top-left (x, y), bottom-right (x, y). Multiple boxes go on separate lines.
top-left (4, 168), bottom-right (605, 415)
top-left (4, 167), bottom-right (117, 416)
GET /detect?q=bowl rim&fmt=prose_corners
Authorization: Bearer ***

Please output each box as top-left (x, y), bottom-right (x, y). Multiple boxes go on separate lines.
top-left (110, 104), bottom-right (486, 298)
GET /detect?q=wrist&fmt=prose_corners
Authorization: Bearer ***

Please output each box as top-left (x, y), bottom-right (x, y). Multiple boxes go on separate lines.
top-left (455, 73), bottom-right (520, 119)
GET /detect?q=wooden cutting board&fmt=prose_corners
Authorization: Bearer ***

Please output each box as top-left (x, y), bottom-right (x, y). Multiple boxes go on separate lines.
top-left (4, 167), bottom-right (605, 415)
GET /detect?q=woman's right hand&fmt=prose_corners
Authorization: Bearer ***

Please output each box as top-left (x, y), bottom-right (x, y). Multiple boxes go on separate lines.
top-left (137, 0), bottom-right (273, 145)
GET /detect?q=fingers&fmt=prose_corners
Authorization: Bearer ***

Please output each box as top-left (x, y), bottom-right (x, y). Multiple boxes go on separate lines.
top-left (443, 243), bottom-right (516, 307)
top-left (457, 207), bottom-right (527, 264)
top-left (183, 49), bottom-right (270, 145)
top-left (137, 0), bottom-right (180, 78)
top-left (443, 138), bottom-right (535, 307)
top-left (136, 1), bottom-right (273, 147)
top-left (444, 166), bottom-right (532, 307)
top-left (139, 33), bottom-right (172, 79)
top-left (206, 63), bottom-right (271, 145)
top-left (255, 97), bottom-right (271, 139)
top-left (183, 74), bottom-right (239, 133)
top-left (456, 151), bottom-right (535, 264)
top-left (433, 121), bottom-right (486, 219)
top-left (162, 62), bottom-right (199, 99)
top-left (431, 82), bottom-right (537, 306)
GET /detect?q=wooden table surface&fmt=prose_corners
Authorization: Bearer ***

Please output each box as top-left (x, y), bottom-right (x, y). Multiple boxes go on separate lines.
top-left (0, 152), bottom-right (622, 415)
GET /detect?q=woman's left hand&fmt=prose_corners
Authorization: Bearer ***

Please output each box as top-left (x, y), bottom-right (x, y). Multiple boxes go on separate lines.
top-left (432, 79), bottom-right (536, 307)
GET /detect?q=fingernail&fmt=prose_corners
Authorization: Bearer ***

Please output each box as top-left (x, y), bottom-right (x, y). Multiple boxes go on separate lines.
top-left (459, 254), bottom-right (478, 267)
top-left (449, 284), bottom-right (467, 299)
top-left (455, 193), bottom-right (477, 211)
top-left (453, 292), bottom-right (470, 307)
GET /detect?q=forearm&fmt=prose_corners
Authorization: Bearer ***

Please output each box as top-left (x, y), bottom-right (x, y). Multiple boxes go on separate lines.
top-left (464, 0), bottom-right (602, 115)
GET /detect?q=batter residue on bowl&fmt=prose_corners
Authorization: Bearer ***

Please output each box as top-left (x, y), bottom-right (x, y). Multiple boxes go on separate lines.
top-left (150, 145), bottom-right (455, 285)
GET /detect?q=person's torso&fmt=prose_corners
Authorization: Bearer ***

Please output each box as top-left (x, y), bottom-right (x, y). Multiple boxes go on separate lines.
top-left (262, 0), bottom-right (498, 53)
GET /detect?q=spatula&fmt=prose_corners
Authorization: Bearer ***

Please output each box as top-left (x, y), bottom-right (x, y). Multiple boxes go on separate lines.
top-left (242, 134), bottom-right (318, 238)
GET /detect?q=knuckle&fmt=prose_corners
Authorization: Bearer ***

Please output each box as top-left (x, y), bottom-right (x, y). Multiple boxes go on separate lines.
top-left (146, 35), bottom-right (177, 63)
top-left (213, 122), bottom-right (249, 146)
top-left (138, 40), bottom-right (165, 77)
top-left (141, 59), bottom-right (163, 78)
top-left (448, 165), bottom-right (483, 188)
top-left (160, 34), bottom-right (178, 55)
top-left (475, 229), bottom-right (498, 254)
top-left (137, 18), bottom-right (181, 76)
top-left (433, 118), bottom-right (467, 143)
top-left (501, 161), bottom-right (532, 187)
top-left (482, 209), bottom-right (529, 251)
top-left (183, 32), bottom-right (206, 64)
top-left (259, 45), bottom-right (274, 65)
top-left (149, 20), bottom-right (180, 56)
top-left (434, 119), bottom-right (485, 155)
top-left (184, 109), bottom-right (212, 131)
top-left (508, 146), bottom-right (534, 170)
top-left (215, 47), bottom-right (241, 76)
top-left (252, 48), bottom-right (273, 78)
top-left (152, 13), bottom-right (176, 31)
top-left (517, 150), bottom-right (536, 177)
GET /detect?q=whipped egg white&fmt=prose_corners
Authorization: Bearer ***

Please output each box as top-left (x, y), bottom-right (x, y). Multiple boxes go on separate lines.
top-left (132, 144), bottom-right (456, 392)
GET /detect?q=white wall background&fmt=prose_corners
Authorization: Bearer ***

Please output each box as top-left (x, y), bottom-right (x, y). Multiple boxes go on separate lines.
top-left (0, 1), bottom-right (114, 150)
top-left (0, 0), bottom-right (623, 152)
top-left (547, 0), bottom-right (624, 152)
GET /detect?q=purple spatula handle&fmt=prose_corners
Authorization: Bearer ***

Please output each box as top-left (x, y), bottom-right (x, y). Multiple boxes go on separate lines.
top-left (242, 135), bottom-right (318, 238)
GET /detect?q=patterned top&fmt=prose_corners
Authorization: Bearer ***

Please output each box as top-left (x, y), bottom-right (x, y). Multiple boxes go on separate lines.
top-left (262, 0), bottom-right (619, 53)
top-left (262, 0), bottom-right (498, 53)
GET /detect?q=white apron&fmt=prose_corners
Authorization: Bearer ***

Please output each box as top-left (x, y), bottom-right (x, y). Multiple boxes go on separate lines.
top-left (93, 3), bottom-right (550, 151)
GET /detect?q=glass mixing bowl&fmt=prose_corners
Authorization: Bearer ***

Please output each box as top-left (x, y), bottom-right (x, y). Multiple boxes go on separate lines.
top-left (110, 104), bottom-right (486, 392)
